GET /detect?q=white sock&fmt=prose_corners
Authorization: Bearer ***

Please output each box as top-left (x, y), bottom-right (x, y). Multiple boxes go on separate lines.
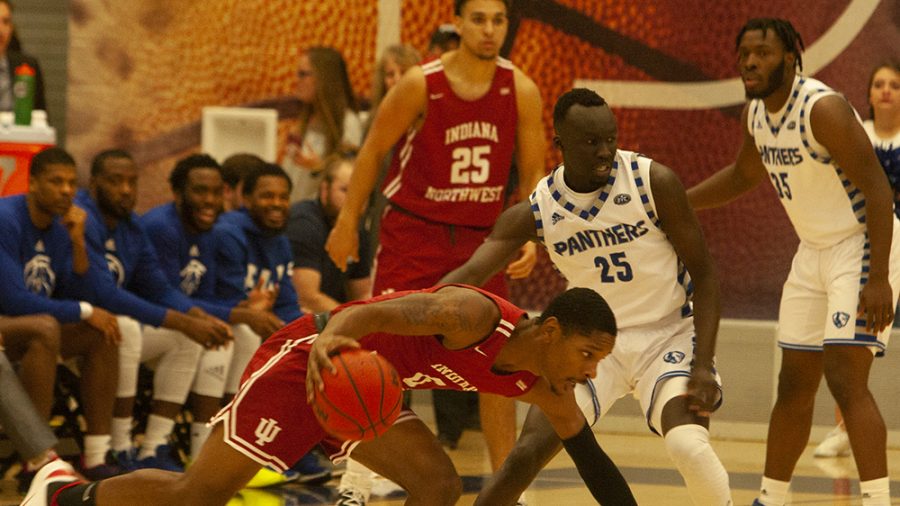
top-left (664, 424), bottom-right (732, 505)
top-left (758, 476), bottom-right (790, 506)
top-left (338, 458), bottom-right (374, 500)
top-left (191, 422), bottom-right (212, 461)
top-left (83, 434), bottom-right (111, 468)
top-left (860, 477), bottom-right (890, 505)
top-left (138, 414), bottom-right (175, 459)
top-left (111, 417), bottom-right (134, 452)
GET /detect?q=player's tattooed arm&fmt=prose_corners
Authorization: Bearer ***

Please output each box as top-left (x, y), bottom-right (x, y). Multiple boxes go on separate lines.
top-left (395, 287), bottom-right (499, 343)
top-left (320, 287), bottom-right (499, 346)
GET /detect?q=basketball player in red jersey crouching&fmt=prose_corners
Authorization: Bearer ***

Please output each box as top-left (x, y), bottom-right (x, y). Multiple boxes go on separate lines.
top-left (24, 284), bottom-right (637, 506)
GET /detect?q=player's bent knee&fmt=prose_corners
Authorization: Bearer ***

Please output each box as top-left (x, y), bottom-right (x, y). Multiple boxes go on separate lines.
top-left (664, 424), bottom-right (708, 462)
top-left (823, 373), bottom-right (868, 407)
top-left (31, 315), bottom-right (61, 351)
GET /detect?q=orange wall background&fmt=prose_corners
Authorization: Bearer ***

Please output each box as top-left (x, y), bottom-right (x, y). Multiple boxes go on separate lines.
top-left (66, 0), bottom-right (900, 315)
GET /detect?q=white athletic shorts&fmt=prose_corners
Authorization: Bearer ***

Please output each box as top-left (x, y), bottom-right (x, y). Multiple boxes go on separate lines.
top-left (777, 221), bottom-right (900, 356)
top-left (574, 312), bottom-right (722, 435)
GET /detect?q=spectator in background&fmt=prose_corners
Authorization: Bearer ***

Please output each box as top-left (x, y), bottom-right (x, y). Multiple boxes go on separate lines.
top-left (865, 60), bottom-right (900, 211)
top-left (76, 149), bottom-right (232, 473)
top-left (369, 45), bottom-right (422, 125)
top-left (221, 153), bottom-right (266, 212)
top-left (0, 0), bottom-right (46, 113)
top-left (214, 163), bottom-right (301, 325)
top-left (140, 154), bottom-right (294, 487)
top-left (427, 23), bottom-right (461, 59)
top-left (214, 162), bottom-right (331, 484)
top-left (281, 46), bottom-right (363, 202)
top-left (814, 59), bottom-right (900, 459)
top-left (0, 147), bottom-right (121, 480)
top-left (363, 44), bottom-right (421, 266)
top-left (288, 152), bottom-right (371, 313)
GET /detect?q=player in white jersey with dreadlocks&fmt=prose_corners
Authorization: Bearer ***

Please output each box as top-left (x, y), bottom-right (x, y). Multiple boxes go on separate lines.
top-left (689, 18), bottom-right (900, 506)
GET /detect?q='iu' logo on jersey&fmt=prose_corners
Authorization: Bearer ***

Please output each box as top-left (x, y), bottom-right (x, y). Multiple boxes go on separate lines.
top-left (663, 351), bottom-right (685, 364)
top-left (403, 372), bottom-right (447, 388)
top-left (254, 418), bottom-right (282, 446)
top-left (613, 194), bottom-right (631, 205)
top-left (551, 212), bottom-right (565, 225)
top-left (832, 311), bottom-right (850, 328)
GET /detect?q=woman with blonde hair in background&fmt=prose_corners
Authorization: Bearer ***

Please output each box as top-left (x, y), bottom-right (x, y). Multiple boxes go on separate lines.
top-left (368, 44), bottom-right (421, 130)
top-left (282, 46), bottom-right (363, 202)
top-left (362, 44), bottom-right (421, 267)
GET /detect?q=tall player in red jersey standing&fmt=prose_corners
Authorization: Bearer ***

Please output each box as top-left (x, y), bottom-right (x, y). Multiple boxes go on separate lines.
top-left (326, 0), bottom-right (547, 480)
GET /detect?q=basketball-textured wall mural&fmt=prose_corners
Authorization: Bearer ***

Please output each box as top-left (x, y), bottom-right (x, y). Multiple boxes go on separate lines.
top-left (66, 0), bottom-right (899, 317)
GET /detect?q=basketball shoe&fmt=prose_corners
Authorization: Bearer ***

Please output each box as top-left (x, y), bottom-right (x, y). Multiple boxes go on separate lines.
top-left (814, 425), bottom-right (851, 458)
top-left (134, 444), bottom-right (184, 472)
top-left (335, 463), bottom-right (372, 506)
top-left (21, 460), bottom-right (83, 506)
top-left (243, 467), bottom-right (300, 488)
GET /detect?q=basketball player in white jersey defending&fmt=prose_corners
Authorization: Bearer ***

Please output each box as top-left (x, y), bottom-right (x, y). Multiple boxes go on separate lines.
top-left (688, 18), bottom-right (900, 506)
top-left (443, 88), bottom-right (733, 505)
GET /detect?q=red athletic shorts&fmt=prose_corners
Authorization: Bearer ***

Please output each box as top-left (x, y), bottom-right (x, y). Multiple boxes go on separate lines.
top-left (210, 318), bottom-right (419, 471)
top-left (373, 207), bottom-right (507, 297)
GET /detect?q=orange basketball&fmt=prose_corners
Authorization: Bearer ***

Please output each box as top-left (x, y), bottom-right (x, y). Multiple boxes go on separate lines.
top-left (312, 349), bottom-right (403, 441)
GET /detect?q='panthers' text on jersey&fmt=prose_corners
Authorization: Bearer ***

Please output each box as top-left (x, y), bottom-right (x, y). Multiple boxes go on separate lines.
top-left (749, 75), bottom-right (866, 248)
top-left (530, 150), bottom-right (691, 328)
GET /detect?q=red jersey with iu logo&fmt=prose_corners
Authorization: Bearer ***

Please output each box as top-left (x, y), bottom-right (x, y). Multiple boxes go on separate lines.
top-left (381, 57), bottom-right (519, 227)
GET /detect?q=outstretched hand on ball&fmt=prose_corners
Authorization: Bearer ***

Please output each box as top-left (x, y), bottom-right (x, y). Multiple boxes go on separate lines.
top-left (306, 332), bottom-right (361, 403)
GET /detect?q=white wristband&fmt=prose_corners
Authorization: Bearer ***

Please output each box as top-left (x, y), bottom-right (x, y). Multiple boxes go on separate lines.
top-left (79, 302), bottom-right (94, 320)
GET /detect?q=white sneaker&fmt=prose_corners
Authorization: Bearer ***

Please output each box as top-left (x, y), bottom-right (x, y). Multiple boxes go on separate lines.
top-left (21, 459), bottom-right (82, 506)
top-left (370, 473), bottom-right (403, 496)
top-left (335, 466), bottom-right (372, 505)
top-left (335, 487), bottom-right (368, 506)
top-left (814, 425), bottom-right (851, 458)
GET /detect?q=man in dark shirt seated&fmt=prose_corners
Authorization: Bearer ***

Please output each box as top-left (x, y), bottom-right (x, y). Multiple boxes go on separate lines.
top-left (287, 152), bottom-right (371, 313)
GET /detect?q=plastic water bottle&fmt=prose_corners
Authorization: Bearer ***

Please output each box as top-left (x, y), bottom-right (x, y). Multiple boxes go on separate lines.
top-left (12, 63), bottom-right (35, 126)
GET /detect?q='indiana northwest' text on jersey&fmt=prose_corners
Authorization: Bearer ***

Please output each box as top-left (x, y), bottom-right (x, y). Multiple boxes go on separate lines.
top-left (530, 151), bottom-right (692, 329)
top-left (749, 75), bottom-right (866, 248)
top-left (381, 57), bottom-right (518, 227)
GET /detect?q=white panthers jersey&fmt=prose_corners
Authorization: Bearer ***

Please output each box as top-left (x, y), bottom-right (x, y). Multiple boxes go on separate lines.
top-left (530, 150), bottom-right (691, 329)
top-left (748, 75), bottom-right (866, 248)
